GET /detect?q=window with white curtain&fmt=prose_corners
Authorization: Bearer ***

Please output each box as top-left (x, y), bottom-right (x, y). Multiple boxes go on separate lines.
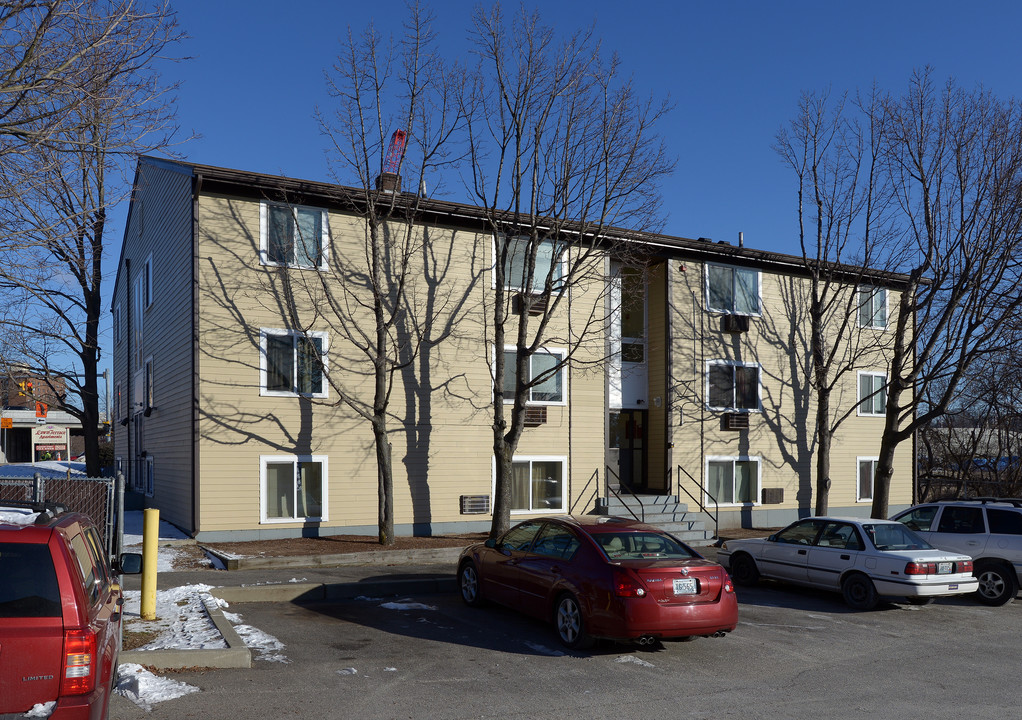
top-left (262, 456), bottom-right (327, 522)
top-left (261, 202), bottom-right (327, 268)
top-left (707, 458), bottom-right (759, 505)
top-left (707, 264), bottom-right (760, 315)
top-left (508, 457), bottom-right (566, 513)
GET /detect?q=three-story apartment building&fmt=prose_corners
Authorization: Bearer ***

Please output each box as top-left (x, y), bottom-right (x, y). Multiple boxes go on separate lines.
top-left (110, 157), bottom-right (913, 541)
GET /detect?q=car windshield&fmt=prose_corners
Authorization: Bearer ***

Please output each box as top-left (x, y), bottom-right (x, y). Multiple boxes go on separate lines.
top-left (594, 531), bottom-right (696, 560)
top-left (862, 523), bottom-right (933, 551)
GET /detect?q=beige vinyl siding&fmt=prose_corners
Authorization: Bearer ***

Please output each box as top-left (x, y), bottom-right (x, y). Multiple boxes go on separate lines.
top-left (193, 194), bottom-right (614, 534)
top-left (669, 261), bottom-right (912, 526)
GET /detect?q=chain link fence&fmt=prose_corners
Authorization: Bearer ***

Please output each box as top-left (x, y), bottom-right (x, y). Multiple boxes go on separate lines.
top-left (0, 472), bottom-right (121, 557)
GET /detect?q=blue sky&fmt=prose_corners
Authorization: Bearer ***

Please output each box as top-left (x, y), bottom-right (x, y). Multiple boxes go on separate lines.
top-left (98, 0), bottom-right (1022, 378)
top-left (140, 0), bottom-right (1022, 258)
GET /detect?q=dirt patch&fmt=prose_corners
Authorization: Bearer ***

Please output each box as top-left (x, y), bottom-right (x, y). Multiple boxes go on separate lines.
top-left (199, 532), bottom-right (488, 560)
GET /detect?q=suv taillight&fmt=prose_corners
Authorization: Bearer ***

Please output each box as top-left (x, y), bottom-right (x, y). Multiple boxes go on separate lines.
top-left (61, 628), bottom-right (97, 695)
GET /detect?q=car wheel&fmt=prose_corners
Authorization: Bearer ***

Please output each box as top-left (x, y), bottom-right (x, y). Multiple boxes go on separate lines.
top-left (974, 562), bottom-right (1018, 606)
top-left (555, 593), bottom-right (593, 650)
top-left (905, 597), bottom-right (934, 606)
top-left (841, 574), bottom-right (879, 610)
top-left (729, 553), bottom-right (760, 586)
top-left (459, 561), bottom-right (485, 607)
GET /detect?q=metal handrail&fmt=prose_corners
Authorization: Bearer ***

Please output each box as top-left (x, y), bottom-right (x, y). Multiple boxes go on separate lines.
top-left (570, 469), bottom-right (601, 515)
top-left (605, 465), bottom-right (645, 522)
top-left (675, 464), bottom-right (719, 539)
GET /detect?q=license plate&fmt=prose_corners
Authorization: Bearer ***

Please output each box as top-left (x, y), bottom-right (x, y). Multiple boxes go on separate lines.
top-left (938, 562), bottom-right (952, 574)
top-left (673, 578), bottom-right (697, 595)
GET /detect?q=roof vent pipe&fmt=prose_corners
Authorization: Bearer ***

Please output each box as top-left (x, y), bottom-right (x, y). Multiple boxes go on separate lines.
top-left (739, 232), bottom-right (744, 248)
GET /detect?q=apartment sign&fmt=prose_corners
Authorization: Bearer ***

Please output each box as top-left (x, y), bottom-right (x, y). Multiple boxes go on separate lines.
top-left (33, 425), bottom-right (69, 457)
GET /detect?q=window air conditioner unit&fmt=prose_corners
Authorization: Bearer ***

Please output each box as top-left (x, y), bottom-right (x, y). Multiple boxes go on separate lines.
top-left (524, 405), bottom-right (547, 426)
top-left (721, 314), bottom-right (750, 333)
top-left (762, 487), bottom-right (784, 505)
top-left (515, 292), bottom-right (549, 316)
top-left (723, 413), bottom-right (750, 430)
top-left (460, 495), bottom-right (491, 514)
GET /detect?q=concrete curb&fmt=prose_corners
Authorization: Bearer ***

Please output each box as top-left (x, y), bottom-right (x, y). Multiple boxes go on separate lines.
top-left (201, 546), bottom-right (465, 570)
top-left (121, 596), bottom-right (252, 670)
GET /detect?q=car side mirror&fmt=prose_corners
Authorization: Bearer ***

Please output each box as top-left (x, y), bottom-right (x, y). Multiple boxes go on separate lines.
top-left (484, 538), bottom-right (497, 549)
top-left (116, 552), bottom-right (143, 575)
top-left (767, 533), bottom-right (778, 542)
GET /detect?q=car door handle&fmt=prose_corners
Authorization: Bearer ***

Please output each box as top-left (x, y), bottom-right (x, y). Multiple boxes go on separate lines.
top-left (797, 549), bottom-right (807, 555)
top-left (549, 566), bottom-right (561, 575)
top-left (840, 555), bottom-right (850, 560)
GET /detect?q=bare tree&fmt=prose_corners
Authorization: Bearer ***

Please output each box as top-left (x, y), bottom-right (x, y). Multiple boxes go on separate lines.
top-left (775, 88), bottom-right (901, 514)
top-left (462, 4), bottom-right (674, 538)
top-left (0, 0), bottom-right (183, 476)
top-left (869, 70), bottom-right (1022, 517)
top-left (300, 3), bottom-right (468, 544)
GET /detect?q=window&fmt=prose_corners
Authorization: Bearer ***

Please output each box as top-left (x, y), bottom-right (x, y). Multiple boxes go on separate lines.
top-left (262, 456), bottom-right (327, 522)
top-left (261, 330), bottom-right (328, 397)
top-left (531, 524), bottom-right (581, 559)
top-left (261, 202), bottom-right (327, 268)
top-left (498, 235), bottom-right (564, 292)
top-left (707, 362), bottom-right (760, 411)
top-left (774, 519), bottom-right (826, 545)
top-left (857, 458), bottom-right (878, 502)
top-left (114, 303), bottom-right (121, 345)
top-left (858, 372), bottom-right (886, 416)
top-left (858, 286), bottom-right (887, 328)
top-left (707, 264), bottom-right (759, 315)
top-left (707, 457), bottom-right (759, 505)
top-left (115, 381), bottom-right (125, 421)
top-left (143, 357), bottom-right (154, 415)
top-left (502, 348), bottom-right (565, 404)
top-left (987, 509), bottom-right (1022, 535)
top-left (936, 506), bottom-right (985, 534)
top-left (895, 505), bottom-right (938, 532)
top-left (500, 521), bottom-right (542, 551)
top-left (142, 254), bottom-right (153, 309)
top-left (507, 457), bottom-right (566, 513)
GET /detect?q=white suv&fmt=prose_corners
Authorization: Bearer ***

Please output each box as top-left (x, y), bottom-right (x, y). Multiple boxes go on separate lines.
top-left (892, 498), bottom-right (1022, 606)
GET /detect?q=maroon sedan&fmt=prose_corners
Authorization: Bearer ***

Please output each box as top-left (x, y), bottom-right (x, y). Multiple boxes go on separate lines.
top-left (457, 515), bottom-right (738, 649)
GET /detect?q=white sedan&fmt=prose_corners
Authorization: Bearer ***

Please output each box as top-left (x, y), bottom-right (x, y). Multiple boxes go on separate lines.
top-left (718, 516), bottom-right (979, 610)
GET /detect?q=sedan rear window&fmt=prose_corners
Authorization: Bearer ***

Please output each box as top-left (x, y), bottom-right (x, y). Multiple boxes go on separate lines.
top-left (595, 532), bottom-right (696, 560)
top-left (862, 523), bottom-right (932, 551)
top-left (0, 543), bottom-right (61, 617)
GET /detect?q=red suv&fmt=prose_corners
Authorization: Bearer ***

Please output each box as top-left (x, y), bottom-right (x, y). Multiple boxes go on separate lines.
top-left (0, 501), bottom-right (141, 719)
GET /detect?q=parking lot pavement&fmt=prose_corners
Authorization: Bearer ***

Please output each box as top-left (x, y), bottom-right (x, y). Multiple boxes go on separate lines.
top-left (110, 580), bottom-right (1020, 720)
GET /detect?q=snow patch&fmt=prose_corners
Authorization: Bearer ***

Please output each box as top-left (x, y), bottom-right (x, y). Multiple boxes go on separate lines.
top-left (115, 664), bottom-right (200, 711)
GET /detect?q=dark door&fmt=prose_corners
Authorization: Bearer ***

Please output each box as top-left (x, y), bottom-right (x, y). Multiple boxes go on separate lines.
top-left (609, 410), bottom-right (647, 492)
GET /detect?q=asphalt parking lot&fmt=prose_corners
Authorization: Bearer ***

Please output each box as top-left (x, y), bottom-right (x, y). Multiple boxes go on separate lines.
top-left (110, 581), bottom-right (1018, 720)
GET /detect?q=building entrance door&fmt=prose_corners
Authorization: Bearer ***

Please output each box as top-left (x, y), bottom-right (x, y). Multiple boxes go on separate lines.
top-left (608, 410), bottom-right (647, 493)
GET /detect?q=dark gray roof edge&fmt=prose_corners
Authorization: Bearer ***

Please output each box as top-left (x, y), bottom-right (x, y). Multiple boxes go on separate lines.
top-left (129, 155), bottom-right (913, 289)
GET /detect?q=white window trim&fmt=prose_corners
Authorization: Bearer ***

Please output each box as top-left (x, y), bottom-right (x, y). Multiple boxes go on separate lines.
top-left (857, 286), bottom-right (888, 329)
top-left (706, 455), bottom-right (762, 507)
top-left (498, 345), bottom-right (568, 406)
top-left (857, 371), bottom-right (887, 417)
top-left (493, 455), bottom-right (568, 515)
top-left (260, 454), bottom-right (329, 524)
top-left (857, 457), bottom-right (878, 502)
top-left (705, 263), bottom-right (762, 316)
top-left (490, 233), bottom-right (567, 293)
top-left (705, 360), bottom-right (762, 412)
top-left (260, 328), bottom-right (329, 398)
top-left (259, 201), bottom-right (330, 270)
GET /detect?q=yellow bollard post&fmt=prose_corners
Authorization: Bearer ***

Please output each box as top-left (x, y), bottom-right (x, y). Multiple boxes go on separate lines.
top-left (140, 508), bottom-right (159, 621)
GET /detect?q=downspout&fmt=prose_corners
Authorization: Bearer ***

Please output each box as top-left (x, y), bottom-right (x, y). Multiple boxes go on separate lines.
top-left (191, 173), bottom-right (203, 536)
top-left (124, 258), bottom-right (132, 488)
